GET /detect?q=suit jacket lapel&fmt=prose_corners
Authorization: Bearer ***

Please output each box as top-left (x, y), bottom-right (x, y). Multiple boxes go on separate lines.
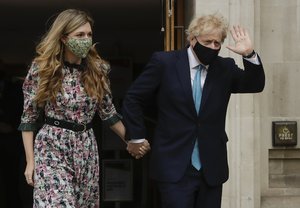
top-left (175, 50), bottom-right (197, 115)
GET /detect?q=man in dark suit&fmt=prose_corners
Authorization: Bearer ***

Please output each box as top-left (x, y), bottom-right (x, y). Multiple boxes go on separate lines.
top-left (122, 13), bottom-right (265, 208)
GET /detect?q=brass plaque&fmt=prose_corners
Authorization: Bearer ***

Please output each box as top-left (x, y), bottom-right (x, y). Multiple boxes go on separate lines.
top-left (272, 121), bottom-right (297, 146)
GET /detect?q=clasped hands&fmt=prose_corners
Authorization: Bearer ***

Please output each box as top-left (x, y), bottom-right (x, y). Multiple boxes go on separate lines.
top-left (126, 139), bottom-right (151, 159)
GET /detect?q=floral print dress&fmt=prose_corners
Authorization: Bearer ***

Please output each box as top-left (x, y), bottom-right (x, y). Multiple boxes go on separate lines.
top-left (18, 62), bottom-right (120, 208)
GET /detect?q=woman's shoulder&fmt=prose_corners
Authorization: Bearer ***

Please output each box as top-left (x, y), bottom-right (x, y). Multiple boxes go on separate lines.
top-left (27, 61), bottom-right (40, 75)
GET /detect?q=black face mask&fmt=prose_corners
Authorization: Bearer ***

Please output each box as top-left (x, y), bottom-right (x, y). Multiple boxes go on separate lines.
top-left (192, 41), bottom-right (220, 65)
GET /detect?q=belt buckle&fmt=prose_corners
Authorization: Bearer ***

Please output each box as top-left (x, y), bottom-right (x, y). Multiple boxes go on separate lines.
top-left (79, 122), bottom-right (86, 133)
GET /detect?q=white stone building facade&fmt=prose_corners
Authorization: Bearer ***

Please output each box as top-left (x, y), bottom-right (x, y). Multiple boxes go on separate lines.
top-left (185, 0), bottom-right (300, 208)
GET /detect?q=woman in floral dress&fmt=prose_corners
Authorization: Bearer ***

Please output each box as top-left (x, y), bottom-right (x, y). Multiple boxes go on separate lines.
top-left (18, 9), bottom-right (149, 208)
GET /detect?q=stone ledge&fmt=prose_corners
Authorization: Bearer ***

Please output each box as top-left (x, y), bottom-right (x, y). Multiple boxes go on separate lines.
top-left (269, 148), bottom-right (300, 159)
top-left (261, 196), bottom-right (300, 208)
top-left (262, 188), bottom-right (300, 196)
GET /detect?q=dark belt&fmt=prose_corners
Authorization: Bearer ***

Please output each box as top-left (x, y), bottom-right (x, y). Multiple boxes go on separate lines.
top-left (45, 117), bottom-right (92, 132)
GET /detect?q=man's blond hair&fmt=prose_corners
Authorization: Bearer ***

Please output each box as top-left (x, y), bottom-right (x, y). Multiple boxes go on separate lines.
top-left (186, 13), bottom-right (229, 42)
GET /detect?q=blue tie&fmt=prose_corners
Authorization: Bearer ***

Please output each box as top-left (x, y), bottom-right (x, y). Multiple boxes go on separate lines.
top-left (191, 65), bottom-right (202, 170)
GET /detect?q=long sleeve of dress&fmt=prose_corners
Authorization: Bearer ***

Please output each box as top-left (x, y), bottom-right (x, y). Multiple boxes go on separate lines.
top-left (97, 92), bottom-right (122, 126)
top-left (18, 62), bottom-right (40, 131)
top-left (96, 64), bottom-right (122, 126)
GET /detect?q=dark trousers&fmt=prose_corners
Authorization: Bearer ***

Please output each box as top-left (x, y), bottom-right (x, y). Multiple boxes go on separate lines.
top-left (155, 164), bottom-right (222, 208)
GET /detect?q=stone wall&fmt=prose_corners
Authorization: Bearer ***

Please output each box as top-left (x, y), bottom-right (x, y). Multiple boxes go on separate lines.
top-left (260, 1), bottom-right (300, 207)
top-left (186, 0), bottom-right (300, 207)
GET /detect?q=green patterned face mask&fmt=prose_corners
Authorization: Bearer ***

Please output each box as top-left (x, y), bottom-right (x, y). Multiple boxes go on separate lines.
top-left (65, 37), bottom-right (92, 58)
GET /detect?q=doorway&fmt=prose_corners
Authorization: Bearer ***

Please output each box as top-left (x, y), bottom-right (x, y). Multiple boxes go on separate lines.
top-left (0, 0), bottom-right (186, 207)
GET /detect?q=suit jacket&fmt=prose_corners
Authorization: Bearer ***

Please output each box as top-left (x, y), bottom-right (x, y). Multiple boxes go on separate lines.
top-left (122, 48), bottom-right (265, 186)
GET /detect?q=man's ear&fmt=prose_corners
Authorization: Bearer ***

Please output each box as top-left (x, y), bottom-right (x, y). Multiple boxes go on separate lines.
top-left (190, 37), bottom-right (197, 46)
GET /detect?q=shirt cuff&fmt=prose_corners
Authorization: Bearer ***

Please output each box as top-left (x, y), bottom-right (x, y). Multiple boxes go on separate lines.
top-left (243, 53), bottom-right (260, 65)
top-left (128, 139), bottom-right (145, 143)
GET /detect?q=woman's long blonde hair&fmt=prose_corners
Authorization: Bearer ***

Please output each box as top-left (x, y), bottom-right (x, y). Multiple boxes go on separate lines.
top-left (34, 9), bottom-right (110, 107)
